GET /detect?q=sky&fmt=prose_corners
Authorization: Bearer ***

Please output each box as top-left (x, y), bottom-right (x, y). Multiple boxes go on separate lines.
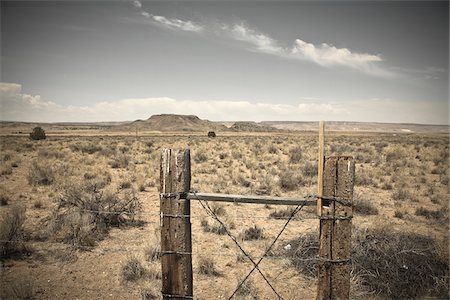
top-left (1, 0), bottom-right (449, 124)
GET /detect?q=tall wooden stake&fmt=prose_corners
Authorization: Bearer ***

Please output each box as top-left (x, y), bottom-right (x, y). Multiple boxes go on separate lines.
top-left (317, 121), bottom-right (325, 216)
top-left (160, 149), bottom-right (193, 300)
top-left (317, 156), bottom-right (355, 300)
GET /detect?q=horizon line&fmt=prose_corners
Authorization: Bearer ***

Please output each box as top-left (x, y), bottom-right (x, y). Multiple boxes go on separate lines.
top-left (0, 118), bottom-right (449, 127)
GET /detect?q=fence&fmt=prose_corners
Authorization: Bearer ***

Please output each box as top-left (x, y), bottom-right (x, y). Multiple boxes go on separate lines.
top-left (159, 122), bottom-right (355, 300)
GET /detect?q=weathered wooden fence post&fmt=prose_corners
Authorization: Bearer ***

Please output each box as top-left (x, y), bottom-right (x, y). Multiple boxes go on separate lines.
top-left (160, 149), bottom-right (193, 300)
top-left (317, 156), bottom-right (355, 300)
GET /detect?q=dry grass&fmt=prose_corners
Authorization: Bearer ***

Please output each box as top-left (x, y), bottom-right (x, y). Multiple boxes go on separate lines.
top-left (240, 225), bottom-right (265, 241)
top-left (285, 227), bottom-right (449, 299)
top-left (0, 205), bottom-right (28, 259)
top-left (1, 276), bottom-right (35, 299)
top-left (353, 194), bottom-right (379, 215)
top-left (201, 218), bottom-right (228, 235)
top-left (197, 256), bottom-right (221, 276)
top-left (0, 132), bottom-right (448, 299)
top-left (0, 186), bottom-right (10, 206)
top-left (45, 181), bottom-right (141, 248)
top-left (269, 207), bottom-right (296, 219)
top-left (234, 277), bottom-right (258, 298)
top-left (144, 243), bottom-right (161, 262)
top-left (122, 256), bottom-right (147, 282)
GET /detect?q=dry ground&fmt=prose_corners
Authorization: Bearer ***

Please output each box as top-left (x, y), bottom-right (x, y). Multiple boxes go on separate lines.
top-left (0, 131), bottom-right (448, 299)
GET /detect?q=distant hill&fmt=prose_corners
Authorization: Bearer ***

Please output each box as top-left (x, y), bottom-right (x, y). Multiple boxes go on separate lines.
top-left (230, 121), bottom-right (278, 132)
top-left (117, 114), bottom-right (228, 132)
top-left (1, 116), bottom-right (448, 135)
top-left (0, 121), bottom-right (121, 134)
top-left (262, 121), bottom-right (449, 133)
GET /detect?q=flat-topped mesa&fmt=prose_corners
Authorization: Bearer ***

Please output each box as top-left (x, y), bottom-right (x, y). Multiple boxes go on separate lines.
top-left (147, 114), bottom-right (201, 122)
top-left (123, 114), bottom-right (227, 132)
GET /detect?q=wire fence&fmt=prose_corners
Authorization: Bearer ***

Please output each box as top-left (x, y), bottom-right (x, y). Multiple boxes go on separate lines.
top-left (1, 194), bottom-right (326, 300)
top-left (188, 191), bottom-right (314, 300)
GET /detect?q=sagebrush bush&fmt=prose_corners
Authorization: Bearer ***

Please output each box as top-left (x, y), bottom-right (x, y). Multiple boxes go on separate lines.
top-left (269, 207), bottom-right (296, 219)
top-left (255, 174), bottom-right (274, 195)
top-left (280, 171), bottom-right (303, 191)
top-left (285, 228), bottom-right (449, 298)
top-left (352, 228), bottom-right (449, 298)
top-left (385, 148), bottom-right (406, 163)
top-left (394, 210), bottom-right (405, 219)
top-left (0, 205), bottom-right (27, 259)
top-left (197, 256), bottom-right (220, 276)
top-left (108, 154), bottom-right (130, 169)
top-left (241, 225), bottom-right (264, 241)
top-left (38, 148), bottom-right (65, 159)
top-left (289, 146), bottom-right (302, 163)
top-left (201, 218), bottom-right (227, 235)
top-left (194, 152), bottom-right (208, 163)
top-left (29, 126), bottom-right (46, 140)
top-left (415, 206), bottom-right (447, 221)
top-left (210, 203), bottom-right (226, 216)
top-left (27, 159), bottom-right (70, 186)
top-left (235, 277), bottom-right (257, 297)
top-left (81, 143), bottom-right (103, 154)
top-left (268, 144), bottom-right (278, 154)
top-left (284, 232), bottom-right (318, 277)
top-left (122, 256), bottom-right (147, 281)
top-left (392, 188), bottom-right (416, 202)
top-left (302, 161), bottom-right (317, 178)
top-left (0, 163), bottom-right (13, 175)
top-left (1, 277), bottom-right (35, 299)
top-left (0, 186), bottom-right (10, 206)
top-left (354, 195), bottom-right (379, 215)
top-left (48, 182), bottom-right (141, 248)
top-left (355, 171), bottom-right (376, 187)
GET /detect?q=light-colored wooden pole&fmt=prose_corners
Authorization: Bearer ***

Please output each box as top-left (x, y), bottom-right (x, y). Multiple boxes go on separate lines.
top-left (317, 121), bottom-right (325, 216)
top-left (160, 149), bottom-right (193, 300)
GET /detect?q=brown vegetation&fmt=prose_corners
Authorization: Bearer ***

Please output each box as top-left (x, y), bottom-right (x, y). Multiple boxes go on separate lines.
top-left (0, 128), bottom-right (448, 299)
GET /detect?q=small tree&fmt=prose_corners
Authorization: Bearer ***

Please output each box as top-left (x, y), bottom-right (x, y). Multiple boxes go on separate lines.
top-left (30, 127), bottom-right (46, 140)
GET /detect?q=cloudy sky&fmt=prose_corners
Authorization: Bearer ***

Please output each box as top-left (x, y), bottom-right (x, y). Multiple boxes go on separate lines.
top-left (1, 0), bottom-right (448, 124)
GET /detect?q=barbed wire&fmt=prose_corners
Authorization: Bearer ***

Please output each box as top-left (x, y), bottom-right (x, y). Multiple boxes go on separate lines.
top-left (192, 191), bottom-right (284, 299)
top-left (2, 192), bottom-right (353, 300)
top-left (0, 239), bottom-right (322, 263)
top-left (191, 191), bottom-right (313, 300)
top-left (229, 198), bottom-right (307, 300)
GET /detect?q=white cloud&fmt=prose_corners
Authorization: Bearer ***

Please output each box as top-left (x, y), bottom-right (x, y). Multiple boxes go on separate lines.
top-left (229, 23), bottom-right (283, 54)
top-left (127, 0), bottom-right (203, 32)
top-left (140, 11), bottom-right (150, 18)
top-left (0, 83), bottom-right (61, 122)
top-left (131, 0), bottom-right (142, 9)
top-left (152, 15), bottom-right (203, 32)
top-left (221, 23), bottom-right (390, 76)
top-left (0, 83), bottom-right (346, 122)
top-left (291, 39), bottom-right (381, 66)
top-left (0, 82), bottom-right (21, 96)
top-left (290, 39), bottom-right (390, 76)
top-left (77, 97), bottom-right (347, 122)
top-left (126, 2), bottom-right (389, 76)
top-left (4, 83), bottom-right (445, 124)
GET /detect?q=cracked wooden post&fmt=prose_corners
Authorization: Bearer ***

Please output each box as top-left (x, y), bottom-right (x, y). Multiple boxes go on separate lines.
top-left (317, 156), bottom-right (355, 300)
top-left (160, 149), bottom-right (193, 300)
